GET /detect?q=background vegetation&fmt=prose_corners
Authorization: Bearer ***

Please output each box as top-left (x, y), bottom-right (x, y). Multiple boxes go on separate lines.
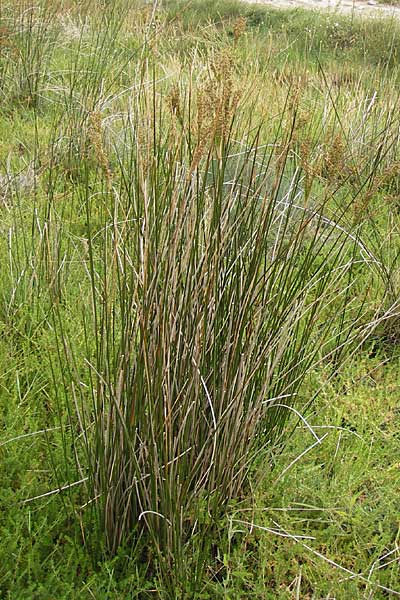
top-left (0, 0), bottom-right (399, 597)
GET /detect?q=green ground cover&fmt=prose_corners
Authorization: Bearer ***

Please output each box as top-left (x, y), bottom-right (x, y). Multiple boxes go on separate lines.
top-left (0, 1), bottom-right (399, 597)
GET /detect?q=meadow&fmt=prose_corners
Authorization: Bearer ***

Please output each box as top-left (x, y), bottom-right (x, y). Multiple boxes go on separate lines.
top-left (0, 0), bottom-right (400, 597)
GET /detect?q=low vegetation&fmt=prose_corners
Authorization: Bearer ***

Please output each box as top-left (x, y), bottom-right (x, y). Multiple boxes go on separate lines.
top-left (0, 0), bottom-right (399, 597)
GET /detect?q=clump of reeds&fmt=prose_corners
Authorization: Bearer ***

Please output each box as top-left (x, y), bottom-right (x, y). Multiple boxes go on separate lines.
top-left (0, 1), bottom-right (58, 108)
top-left (48, 64), bottom-right (383, 596)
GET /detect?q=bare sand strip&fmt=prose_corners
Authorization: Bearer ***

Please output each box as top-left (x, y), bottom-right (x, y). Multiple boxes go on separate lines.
top-left (244, 0), bottom-right (400, 19)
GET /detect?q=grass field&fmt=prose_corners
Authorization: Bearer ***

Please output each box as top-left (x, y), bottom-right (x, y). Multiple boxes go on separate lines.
top-left (1, 0), bottom-right (400, 597)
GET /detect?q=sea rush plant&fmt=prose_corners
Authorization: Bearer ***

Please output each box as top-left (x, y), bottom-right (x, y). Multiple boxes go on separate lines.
top-left (0, 1), bottom-right (58, 108)
top-left (46, 60), bottom-right (385, 596)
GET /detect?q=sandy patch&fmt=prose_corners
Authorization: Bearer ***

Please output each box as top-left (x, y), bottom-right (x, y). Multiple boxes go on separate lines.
top-left (244, 0), bottom-right (400, 18)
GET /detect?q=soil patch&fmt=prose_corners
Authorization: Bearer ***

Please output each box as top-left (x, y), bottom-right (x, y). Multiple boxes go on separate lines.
top-left (244, 0), bottom-right (400, 18)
